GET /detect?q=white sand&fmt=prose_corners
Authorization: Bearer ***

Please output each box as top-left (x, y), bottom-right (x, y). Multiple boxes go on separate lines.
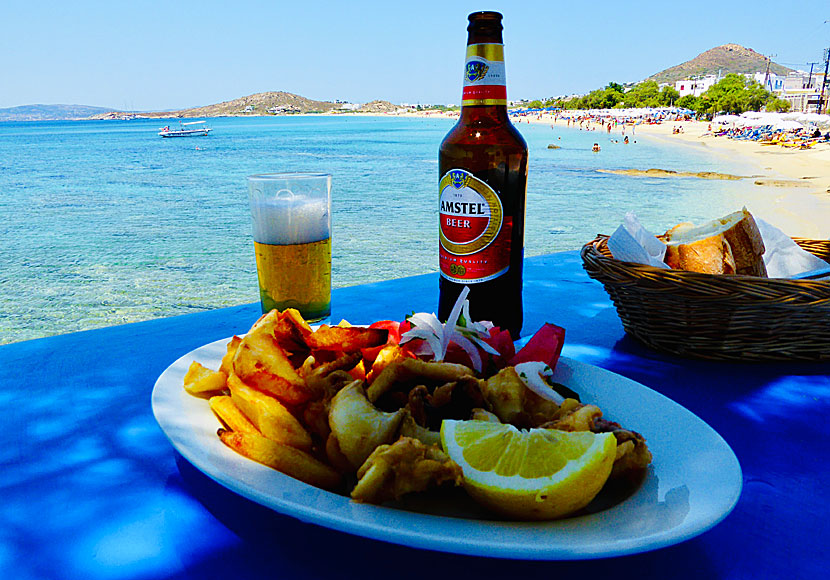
top-left (535, 114), bottom-right (830, 239)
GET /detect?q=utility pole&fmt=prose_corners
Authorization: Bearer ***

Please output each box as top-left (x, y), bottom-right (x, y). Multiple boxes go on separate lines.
top-left (821, 48), bottom-right (830, 114)
top-left (763, 54), bottom-right (777, 91)
top-left (806, 62), bottom-right (818, 88)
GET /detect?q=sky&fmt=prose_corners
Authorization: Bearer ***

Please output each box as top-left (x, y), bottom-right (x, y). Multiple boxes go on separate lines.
top-left (2, 0), bottom-right (828, 110)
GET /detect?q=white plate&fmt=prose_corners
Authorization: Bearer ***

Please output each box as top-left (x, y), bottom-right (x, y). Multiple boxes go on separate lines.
top-left (152, 337), bottom-right (742, 560)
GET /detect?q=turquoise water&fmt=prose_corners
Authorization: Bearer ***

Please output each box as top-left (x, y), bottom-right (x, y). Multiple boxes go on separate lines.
top-left (0, 116), bottom-right (762, 344)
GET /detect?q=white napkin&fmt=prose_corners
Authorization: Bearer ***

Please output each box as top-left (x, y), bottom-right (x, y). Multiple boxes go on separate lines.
top-left (756, 219), bottom-right (830, 279)
top-left (606, 212), bottom-right (669, 269)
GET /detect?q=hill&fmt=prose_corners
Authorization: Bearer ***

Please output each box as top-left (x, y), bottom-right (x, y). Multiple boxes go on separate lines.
top-left (92, 93), bottom-right (402, 119)
top-left (0, 104), bottom-right (117, 121)
top-left (131, 91), bottom-right (341, 118)
top-left (647, 44), bottom-right (793, 85)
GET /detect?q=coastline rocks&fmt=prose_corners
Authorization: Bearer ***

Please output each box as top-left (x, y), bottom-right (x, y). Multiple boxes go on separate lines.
top-left (547, 144), bottom-right (561, 149)
top-left (597, 168), bottom-right (745, 180)
top-left (753, 178), bottom-right (814, 188)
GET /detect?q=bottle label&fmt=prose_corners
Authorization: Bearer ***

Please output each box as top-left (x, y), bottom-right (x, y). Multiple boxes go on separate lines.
top-left (439, 169), bottom-right (511, 283)
top-left (462, 43), bottom-right (507, 106)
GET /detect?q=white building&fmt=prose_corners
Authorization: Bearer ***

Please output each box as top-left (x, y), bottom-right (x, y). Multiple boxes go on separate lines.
top-left (775, 71), bottom-right (826, 113)
top-left (671, 69), bottom-right (827, 112)
top-left (752, 72), bottom-right (784, 92)
top-left (674, 75), bottom-right (718, 97)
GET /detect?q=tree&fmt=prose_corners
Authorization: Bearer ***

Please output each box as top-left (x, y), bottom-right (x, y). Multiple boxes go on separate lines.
top-left (702, 73), bottom-right (774, 115)
top-left (578, 84), bottom-right (625, 109)
top-left (658, 86), bottom-right (680, 107)
top-left (537, 74), bottom-right (782, 117)
top-left (676, 95), bottom-right (699, 111)
top-left (623, 80), bottom-right (661, 107)
top-left (765, 98), bottom-right (791, 112)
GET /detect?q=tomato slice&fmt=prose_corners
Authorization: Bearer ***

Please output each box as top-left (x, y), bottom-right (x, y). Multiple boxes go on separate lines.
top-left (369, 320), bottom-right (402, 344)
top-left (509, 323), bottom-right (566, 368)
top-left (484, 327), bottom-right (515, 364)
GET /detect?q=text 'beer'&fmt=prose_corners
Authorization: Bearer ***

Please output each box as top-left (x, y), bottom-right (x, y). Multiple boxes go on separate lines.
top-left (438, 11), bottom-right (528, 338)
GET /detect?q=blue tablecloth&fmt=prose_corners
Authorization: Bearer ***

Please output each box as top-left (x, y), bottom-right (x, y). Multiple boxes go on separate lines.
top-left (1, 251), bottom-right (827, 579)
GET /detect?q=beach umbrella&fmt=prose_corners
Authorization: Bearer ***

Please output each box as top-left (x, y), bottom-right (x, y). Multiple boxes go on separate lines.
top-left (741, 112), bottom-right (779, 125)
top-left (773, 119), bottom-right (804, 131)
top-left (780, 112), bottom-right (803, 121)
top-left (798, 112), bottom-right (830, 126)
top-left (713, 114), bottom-right (742, 124)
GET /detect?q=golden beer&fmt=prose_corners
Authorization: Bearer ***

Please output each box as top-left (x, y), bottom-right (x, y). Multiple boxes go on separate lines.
top-left (254, 238), bottom-right (331, 320)
top-left (248, 172), bottom-right (332, 321)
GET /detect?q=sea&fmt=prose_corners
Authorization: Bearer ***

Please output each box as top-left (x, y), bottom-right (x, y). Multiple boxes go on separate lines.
top-left (0, 115), bottom-right (767, 344)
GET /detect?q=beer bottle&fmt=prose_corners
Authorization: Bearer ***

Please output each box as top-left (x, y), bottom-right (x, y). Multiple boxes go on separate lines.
top-left (438, 11), bottom-right (528, 339)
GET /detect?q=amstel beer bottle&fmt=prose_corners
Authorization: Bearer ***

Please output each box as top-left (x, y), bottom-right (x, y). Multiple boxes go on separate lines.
top-left (438, 11), bottom-right (528, 338)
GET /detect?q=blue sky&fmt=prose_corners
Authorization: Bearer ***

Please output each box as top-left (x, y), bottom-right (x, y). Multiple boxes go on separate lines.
top-left (2, 0), bottom-right (828, 110)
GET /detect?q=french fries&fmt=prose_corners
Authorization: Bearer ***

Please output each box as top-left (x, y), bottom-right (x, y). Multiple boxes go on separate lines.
top-left (182, 309), bottom-right (397, 490)
top-left (232, 331), bottom-right (311, 405)
top-left (218, 429), bottom-right (342, 490)
top-left (305, 325), bottom-right (387, 352)
top-left (227, 373), bottom-right (312, 450)
top-left (183, 362), bottom-right (228, 397)
top-left (209, 395), bottom-right (259, 434)
top-left (219, 335), bottom-right (242, 376)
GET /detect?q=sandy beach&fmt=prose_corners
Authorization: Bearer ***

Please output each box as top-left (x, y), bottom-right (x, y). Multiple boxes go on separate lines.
top-left (516, 113), bottom-right (830, 239)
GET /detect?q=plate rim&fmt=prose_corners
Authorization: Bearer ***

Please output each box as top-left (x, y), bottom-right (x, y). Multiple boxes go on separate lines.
top-left (151, 336), bottom-right (742, 560)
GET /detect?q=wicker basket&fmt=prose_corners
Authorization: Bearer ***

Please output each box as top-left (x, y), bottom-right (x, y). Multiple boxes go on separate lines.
top-left (580, 236), bottom-right (830, 361)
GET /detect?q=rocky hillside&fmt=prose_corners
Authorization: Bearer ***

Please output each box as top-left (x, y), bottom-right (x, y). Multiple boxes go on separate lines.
top-left (130, 91), bottom-right (341, 118)
top-left (356, 100), bottom-right (399, 113)
top-left (647, 44), bottom-right (793, 85)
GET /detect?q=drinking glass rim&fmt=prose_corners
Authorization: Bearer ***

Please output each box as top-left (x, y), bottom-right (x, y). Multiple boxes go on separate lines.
top-left (248, 172), bottom-right (331, 181)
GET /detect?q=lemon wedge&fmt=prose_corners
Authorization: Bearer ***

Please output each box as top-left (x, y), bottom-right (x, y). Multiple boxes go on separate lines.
top-left (440, 419), bottom-right (616, 520)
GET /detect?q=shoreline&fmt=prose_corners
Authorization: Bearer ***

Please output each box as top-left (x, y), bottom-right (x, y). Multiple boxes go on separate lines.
top-left (514, 113), bottom-right (830, 239)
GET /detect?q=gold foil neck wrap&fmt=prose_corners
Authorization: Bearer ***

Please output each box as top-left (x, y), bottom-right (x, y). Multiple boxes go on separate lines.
top-left (461, 98), bottom-right (507, 106)
top-left (466, 43), bottom-right (504, 62)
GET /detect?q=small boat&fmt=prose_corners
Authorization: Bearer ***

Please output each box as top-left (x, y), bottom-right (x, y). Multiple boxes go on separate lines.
top-left (158, 121), bottom-right (212, 137)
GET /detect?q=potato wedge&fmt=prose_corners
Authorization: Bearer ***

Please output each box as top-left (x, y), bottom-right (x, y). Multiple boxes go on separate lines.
top-left (232, 330), bottom-right (311, 405)
top-left (280, 308), bottom-right (313, 336)
top-left (227, 373), bottom-right (312, 450)
top-left (209, 395), bottom-right (259, 434)
top-left (218, 429), bottom-right (342, 491)
top-left (248, 309), bottom-right (282, 335)
top-left (183, 361), bottom-right (228, 397)
top-left (306, 325), bottom-right (388, 352)
top-left (219, 335), bottom-right (243, 376)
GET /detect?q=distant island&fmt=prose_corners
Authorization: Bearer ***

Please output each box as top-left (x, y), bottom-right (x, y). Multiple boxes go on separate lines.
top-left (91, 93), bottom-right (407, 119)
top-left (0, 104), bottom-right (117, 122)
top-left (0, 44), bottom-right (802, 122)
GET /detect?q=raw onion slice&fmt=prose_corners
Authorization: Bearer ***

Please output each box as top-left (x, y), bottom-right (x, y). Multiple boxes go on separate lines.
top-left (446, 330), bottom-right (483, 372)
top-left (514, 361), bottom-right (565, 405)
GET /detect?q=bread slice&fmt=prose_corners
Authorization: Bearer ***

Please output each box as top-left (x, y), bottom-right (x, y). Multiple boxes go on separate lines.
top-left (662, 208), bottom-right (767, 277)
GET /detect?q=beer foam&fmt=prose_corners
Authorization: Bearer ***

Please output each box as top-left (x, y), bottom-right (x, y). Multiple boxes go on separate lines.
top-left (250, 197), bottom-right (330, 245)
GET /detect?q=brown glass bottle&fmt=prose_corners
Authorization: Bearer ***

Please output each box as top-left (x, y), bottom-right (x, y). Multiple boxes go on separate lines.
top-left (438, 11), bottom-right (528, 339)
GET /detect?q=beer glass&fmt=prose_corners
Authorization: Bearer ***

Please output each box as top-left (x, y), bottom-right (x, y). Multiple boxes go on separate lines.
top-left (247, 173), bottom-right (332, 321)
